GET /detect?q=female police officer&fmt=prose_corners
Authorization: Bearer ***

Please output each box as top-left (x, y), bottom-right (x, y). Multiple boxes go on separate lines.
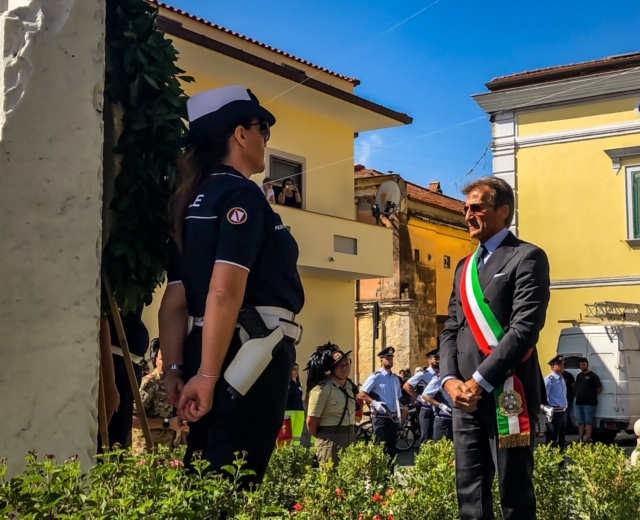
top-left (159, 86), bottom-right (304, 485)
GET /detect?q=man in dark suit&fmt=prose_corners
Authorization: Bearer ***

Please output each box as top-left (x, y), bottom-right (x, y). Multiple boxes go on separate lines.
top-left (440, 176), bottom-right (550, 520)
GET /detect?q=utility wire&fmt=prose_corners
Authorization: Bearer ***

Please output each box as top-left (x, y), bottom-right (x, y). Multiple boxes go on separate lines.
top-left (264, 1), bottom-right (444, 105)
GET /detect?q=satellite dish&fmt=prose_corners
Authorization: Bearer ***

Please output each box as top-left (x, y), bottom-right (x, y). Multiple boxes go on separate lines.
top-left (372, 180), bottom-right (401, 225)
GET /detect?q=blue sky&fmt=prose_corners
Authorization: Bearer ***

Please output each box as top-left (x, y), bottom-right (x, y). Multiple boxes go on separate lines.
top-left (165, 0), bottom-right (640, 199)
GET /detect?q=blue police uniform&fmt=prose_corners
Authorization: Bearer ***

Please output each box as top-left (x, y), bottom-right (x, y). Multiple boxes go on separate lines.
top-left (544, 355), bottom-right (568, 447)
top-left (423, 373), bottom-right (453, 442)
top-left (170, 164), bottom-right (304, 482)
top-left (409, 365), bottom-right (437, 443)
top-left (361, 361), bottom-right (402, 460)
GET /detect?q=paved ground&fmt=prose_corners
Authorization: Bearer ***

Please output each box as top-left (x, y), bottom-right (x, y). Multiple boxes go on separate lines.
top-left (396, 432), bottom-right (638, 467)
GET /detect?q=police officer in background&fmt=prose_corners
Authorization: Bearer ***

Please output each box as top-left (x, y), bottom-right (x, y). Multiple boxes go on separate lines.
top-left (421, 359), bottom-right (454, 442)
top-left (544, 355), bottom-right (568, 447)
top-left (359, 346), bottom-right (403, 460)
top-left (159, 86), bottom-right (304, 487)
top-left (403, 348), bottom-right (440, 443)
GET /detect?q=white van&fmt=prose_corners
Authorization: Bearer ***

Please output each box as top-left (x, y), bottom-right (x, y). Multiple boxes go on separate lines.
top-left (556, 323), bottom-right (640, 442)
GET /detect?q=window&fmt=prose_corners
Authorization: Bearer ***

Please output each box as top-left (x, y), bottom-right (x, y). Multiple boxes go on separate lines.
top-left (626, 166), bottom-right (640, 240)
top-left (265, 148), bottom-right (305, 210)
top-left (414, 249), bottom-right (420, 262)
top-left (334, 235), bottom-right (357, 255)
top-left (563, 356), bottom-right (582, 370)
top-left (444, 255), bottom-right (451, 269)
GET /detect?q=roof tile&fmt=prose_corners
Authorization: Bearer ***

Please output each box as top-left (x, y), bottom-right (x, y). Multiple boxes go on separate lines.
top-left (487, 51), bottom-right (640, 91)
top-left (354, 167), bottom-right (464, 213)
top-left (405, 182), bottom-right (463, 213)
top-left (149, 1), bottom-right (360, 85)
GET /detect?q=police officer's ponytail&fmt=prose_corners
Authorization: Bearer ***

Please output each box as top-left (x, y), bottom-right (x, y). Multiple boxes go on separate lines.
top-left (169, 117), bottom-right (254, 248)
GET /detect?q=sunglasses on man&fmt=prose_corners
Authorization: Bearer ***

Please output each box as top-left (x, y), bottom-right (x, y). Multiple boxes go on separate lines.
top-left (248, 121), bottom-right (271, 141)
top-left (462, 203), bottom-right (494, 214)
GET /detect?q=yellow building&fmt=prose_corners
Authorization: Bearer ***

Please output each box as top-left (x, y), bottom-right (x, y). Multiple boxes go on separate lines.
top-left (354, 166), bottom-right (476, 382)
top-left (142, 2), bottom-right (412, 369)
top-left (473, 52), bottom-right (640, 365)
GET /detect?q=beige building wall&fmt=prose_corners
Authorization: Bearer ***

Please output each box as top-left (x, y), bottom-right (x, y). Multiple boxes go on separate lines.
top-left (0, 1), bottom-right (106, 476)
top-left (295, 276), bottom-right (355, 383)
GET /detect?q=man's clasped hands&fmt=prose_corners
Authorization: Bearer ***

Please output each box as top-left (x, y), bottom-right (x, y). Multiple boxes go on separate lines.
top-left (443, 378), bottom-right (484, 413)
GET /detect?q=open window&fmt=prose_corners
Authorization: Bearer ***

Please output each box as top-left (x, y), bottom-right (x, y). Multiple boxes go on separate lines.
top-left (265, 148), bottom-right (305, 210)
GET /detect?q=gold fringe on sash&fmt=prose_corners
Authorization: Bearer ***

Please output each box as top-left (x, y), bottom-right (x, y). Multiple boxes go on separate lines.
top-left (499, 433), bottom-right (531, 449)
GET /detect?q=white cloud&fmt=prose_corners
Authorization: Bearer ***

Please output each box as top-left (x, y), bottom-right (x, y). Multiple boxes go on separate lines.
top-left (355, 133), bottom-right (383, 165)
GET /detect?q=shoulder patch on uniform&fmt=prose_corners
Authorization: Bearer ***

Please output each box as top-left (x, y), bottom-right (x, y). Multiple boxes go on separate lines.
top-left (227, 207), bottom-right (248, 224)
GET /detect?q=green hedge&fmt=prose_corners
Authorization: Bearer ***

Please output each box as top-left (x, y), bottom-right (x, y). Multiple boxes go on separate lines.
top-left (1, 442), bottom-right (639, 519)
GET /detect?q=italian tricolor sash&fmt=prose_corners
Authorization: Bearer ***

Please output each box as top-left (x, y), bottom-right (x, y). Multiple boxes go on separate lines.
top-left (460, 248), bottom-right (531, 449)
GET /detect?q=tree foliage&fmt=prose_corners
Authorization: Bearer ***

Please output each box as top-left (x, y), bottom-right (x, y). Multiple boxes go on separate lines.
top-left (103, 0), bottom-right (193, 313)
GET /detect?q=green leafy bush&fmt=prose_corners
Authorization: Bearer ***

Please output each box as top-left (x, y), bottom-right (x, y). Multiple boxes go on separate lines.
top-left (1, 442), bottom-right (639, 519)
top-left (563, 442), bottom-right (640, 520)
top-left (389, 439), bottom-right (458, 519)
top-left (533, 443), bottom-right (573, 520)
top-left (261, 445), bottom-right (317, 511)
top-left (0, 447), bottom-right (283, 519)
top-left (293, 441), bottom-right (395, 519)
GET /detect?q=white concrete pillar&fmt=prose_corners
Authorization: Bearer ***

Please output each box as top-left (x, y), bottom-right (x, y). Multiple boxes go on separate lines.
top-left (0, 0), bottom-right (106, 476)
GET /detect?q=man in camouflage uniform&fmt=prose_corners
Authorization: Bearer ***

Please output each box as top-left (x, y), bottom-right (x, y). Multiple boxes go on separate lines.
top-left (132, 340), bottom-right (187, 454)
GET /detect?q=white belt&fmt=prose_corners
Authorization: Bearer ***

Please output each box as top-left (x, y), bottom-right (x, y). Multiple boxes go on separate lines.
top-left (189, 306), bottom-right (303, 345)
top-left (111, 345), bottom-right (145, 365)
top-left (255, 306), bottom-right (295, 321)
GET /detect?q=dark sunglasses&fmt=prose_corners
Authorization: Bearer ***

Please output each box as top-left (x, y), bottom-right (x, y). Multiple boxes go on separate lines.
top-left (247, 121), bottom-right (271, 141)
top-left (462, 203), bottom-right (493, 214)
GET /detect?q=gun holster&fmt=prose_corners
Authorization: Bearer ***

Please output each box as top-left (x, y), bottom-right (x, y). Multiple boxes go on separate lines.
top-left (224, 306), bottom-right (284, 399)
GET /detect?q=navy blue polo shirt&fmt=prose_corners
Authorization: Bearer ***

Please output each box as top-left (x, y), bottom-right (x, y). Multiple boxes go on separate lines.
top-left (170, 165), bottom-right (304, 317)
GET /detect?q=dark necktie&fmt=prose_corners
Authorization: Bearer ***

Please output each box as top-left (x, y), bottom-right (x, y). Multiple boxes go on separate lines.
top-left (477, 245), bottom-right (488, 270)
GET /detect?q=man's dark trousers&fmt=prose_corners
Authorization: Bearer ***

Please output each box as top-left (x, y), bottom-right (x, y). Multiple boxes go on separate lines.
top-left (373, 415), bottom-right (399, 460)
top-left (546, 409), bottom-right (567, 447)
top-left (453, 398), bottom-right (536, 520)
top-left (419, 406), bottom-right (435, 443)
top-left (433, 416), bottom-right (453, 442)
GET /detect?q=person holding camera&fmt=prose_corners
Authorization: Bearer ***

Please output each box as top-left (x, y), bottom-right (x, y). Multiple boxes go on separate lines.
top-left (277, 178), bottom-right (302, 208)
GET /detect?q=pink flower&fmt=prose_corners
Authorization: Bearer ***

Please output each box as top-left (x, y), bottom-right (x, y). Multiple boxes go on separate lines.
top-left (372, 493), bottom-right (382, 503)
top-left (170, 459), bottom-right (184, 467)
top-left (336, 488), bottom-right (343, 497)
top-left (358, 515), bottom-right (364, 520)
top-left (388, 515), bottom-right (394, 520)
top-left (373, 516), bottom-right (382, 520)
top-left (386, 488), bottom-right (394, 497)
top-left (293, 503), bottom-right (303, 511)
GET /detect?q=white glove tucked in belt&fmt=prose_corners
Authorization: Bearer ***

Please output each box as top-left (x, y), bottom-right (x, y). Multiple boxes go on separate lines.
top-left (438, 403), bottom-right (452, 416)
top-left (370, 400), bottom-right (387, 414)
top-left (540, 404), bottom-right (554, 422)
